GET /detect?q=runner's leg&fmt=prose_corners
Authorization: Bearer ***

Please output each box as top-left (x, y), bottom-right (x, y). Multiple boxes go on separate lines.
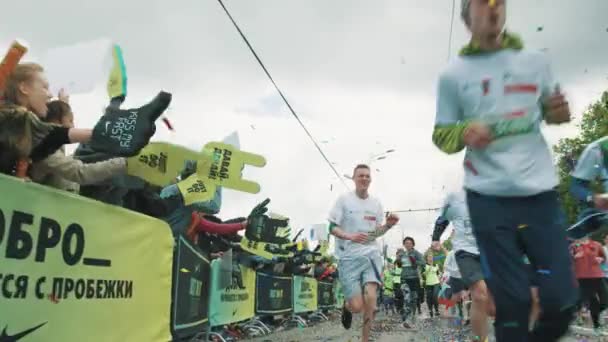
top-left (466, 191), bottom-right (532, 341)
top-left (469, 280), bottom-right (490, 341)
top-left (579, 279), bottom-right (601, 329)
top-left (394, 283), bottom-right (404, 315)
top-left (529, 287), bottom-right (541, 330)
top-left (362, 282), bottom-right (378, 342)
top-left (360, 255), bottom-right (382, 342)
top-left (432, 285), bottom-right (440, 315)
top-left (426, 285), bottom-right (434, 316)
top-left (515, 192), bottom-right (578, 340)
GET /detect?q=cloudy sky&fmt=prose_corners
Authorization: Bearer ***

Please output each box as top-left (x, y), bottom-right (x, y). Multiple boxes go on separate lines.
top-left (3, 0), bottom-right (607, 256)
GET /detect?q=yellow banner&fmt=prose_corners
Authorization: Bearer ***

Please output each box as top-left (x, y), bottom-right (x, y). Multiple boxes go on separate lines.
top-left (0, 174), bottom-right (174, 342)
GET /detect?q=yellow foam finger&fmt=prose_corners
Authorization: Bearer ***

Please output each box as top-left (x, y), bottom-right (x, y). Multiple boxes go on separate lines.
top-left (126, 142), bottom-right (202, 186)
top-left (176, 174), bottom-right (216, 205)
top-left (199, 142), bottom-right (266, 194)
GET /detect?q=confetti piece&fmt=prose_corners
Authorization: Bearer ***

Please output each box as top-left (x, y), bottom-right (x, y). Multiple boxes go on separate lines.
top-left (537, 26), bottom-right (544, 32)
top-left (162, 117), bottom-right (174, 131)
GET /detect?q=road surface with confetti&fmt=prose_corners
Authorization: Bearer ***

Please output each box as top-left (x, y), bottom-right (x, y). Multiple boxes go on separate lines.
top-left (247, 311), bottom-right (607, 342)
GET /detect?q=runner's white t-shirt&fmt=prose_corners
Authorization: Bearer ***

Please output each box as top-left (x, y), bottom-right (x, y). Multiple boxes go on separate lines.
top-left (571, 136), bottom-right (608, 191)
top-left (435, 49), bottom-right (558, 196)
top-left (444, 251), bottom-right (461, 279)
top-left (440, 191), bottom-right (479, 255)
top-left (328, 191), bottom-right (384, 259)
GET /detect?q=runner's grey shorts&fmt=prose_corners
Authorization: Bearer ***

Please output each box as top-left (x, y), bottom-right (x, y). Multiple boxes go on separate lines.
top-left (338, 254), bottom-right (383, 300)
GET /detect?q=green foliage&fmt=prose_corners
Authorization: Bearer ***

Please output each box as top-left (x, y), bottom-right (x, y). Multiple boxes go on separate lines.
top-left (553, 91), bottom-right (608, 232)
top-left (442, 236), bottom-right (452, 251)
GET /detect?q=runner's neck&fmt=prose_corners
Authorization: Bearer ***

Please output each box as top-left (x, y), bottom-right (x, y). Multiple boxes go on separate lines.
top-left (355, 189), bottom-right (369, 199)
top-left (471, 32), bottom-right (503, 52)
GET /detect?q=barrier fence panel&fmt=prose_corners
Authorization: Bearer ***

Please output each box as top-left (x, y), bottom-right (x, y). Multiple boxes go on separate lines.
top-left (317, 281), bottom-right (335, 310)
top-left (171, 235), bottom-right (211, 339)
top-left (208, 261), bottom-right (256, 327)
top-left (0, 174), bottom-right (173, 342)
top-left (334, 281), bottom-right (344, 308)
top-left (255, 272), bottom-right (293, 315)
top-left (293, 275), bottom-right (318, 314)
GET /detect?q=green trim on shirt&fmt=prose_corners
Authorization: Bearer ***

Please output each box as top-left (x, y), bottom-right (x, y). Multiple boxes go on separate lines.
top-left (459, 31), bottom-right (524, 56)
top-left (432, 123), bottom-right (469, 154)
top-left (328, 222), bottom-right (337, 233)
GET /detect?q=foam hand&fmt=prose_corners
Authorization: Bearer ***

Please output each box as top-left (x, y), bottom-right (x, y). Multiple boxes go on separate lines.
top-left (91, 91), bottom-right (171, 156)
top-left (126, 142), bottom-right (204, 186)
top-left (199, 142), bottom-right (266, 194)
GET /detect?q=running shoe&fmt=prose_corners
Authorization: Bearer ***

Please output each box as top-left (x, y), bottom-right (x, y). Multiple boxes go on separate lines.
top-left (341, 304), bottom-right (352, 330)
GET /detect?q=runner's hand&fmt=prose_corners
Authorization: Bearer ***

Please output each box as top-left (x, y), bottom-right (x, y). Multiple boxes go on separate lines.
top-left (543, 85), bottom-right (571, 124)
top-left (347, 232), bottom-right (369, 244)
top-left (593, 194), bottom-right (608, 211)
top-left (463, 121), bottom-right (492, 149)
top-left (386, 213), bottom-right (400, 227)
top-left (596, 257), bottom-right (604, 264)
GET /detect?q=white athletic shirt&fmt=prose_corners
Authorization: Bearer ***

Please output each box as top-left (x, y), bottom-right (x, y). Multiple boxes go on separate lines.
top-left (328, 191), bottom-right (384, 259)
top-left (571, 136), bottom-right (608, 191)
top-left (435, 49), bottom-right (558, 196)
top-left (444, 251), bottom-right (461, 279)
top-left (440, 191), bottom-right (479, 255)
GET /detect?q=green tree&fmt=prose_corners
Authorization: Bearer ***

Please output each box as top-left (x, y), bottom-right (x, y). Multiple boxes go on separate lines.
top-left (553, 91), bottom-right (608, 240)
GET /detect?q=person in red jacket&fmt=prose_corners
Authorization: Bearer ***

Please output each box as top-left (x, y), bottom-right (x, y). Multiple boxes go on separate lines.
top-left (570, 237), bottom-right (608, 332)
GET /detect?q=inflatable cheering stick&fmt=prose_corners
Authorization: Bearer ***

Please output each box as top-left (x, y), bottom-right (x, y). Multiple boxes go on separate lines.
top-left (126, 142), bottom-right (208, 187)
top-left (200, 142), bottom-right (266, 194)
top-left (90, 91), bottom-right (171, 157)
top-left (0, 40), bottom-right (28, 97)
top-left (240, 199), bottom-right (294, 260)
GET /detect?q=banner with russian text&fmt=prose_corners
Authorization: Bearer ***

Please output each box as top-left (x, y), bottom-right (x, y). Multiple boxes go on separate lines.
top-left (293, 276), bottom-right (317, 313)
top-left (0, 174), bottom-right (173, 342)
top-left (171, 235), bottom-right (211, 339)
top-left (208, 261), bottom-right (255, 326)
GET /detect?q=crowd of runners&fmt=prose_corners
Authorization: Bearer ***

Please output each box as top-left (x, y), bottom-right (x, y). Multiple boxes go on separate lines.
top-left (328, 0), bottom-right (608, 341)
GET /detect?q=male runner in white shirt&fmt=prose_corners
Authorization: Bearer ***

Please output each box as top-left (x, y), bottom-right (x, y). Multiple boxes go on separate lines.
top-left (328, 164), bottom-right (399, 342)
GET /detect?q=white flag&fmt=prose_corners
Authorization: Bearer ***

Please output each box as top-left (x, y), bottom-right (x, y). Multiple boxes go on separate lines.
top-left (42, 38), bottom-right (114, 95)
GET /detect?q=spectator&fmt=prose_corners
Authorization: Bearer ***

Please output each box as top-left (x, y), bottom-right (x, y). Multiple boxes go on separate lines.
top-left (29, 99), bottom-right (126, 191)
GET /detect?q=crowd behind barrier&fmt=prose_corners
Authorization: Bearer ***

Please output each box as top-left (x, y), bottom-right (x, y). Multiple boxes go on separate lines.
top-left (0, 41), bottom-right (346, 342)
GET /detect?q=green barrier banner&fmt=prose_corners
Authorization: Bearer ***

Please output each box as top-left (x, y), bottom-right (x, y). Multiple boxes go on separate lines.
top-left (293, 276), bottom-right (317, 313)
top-left (171, 236), bottom-right (211, 339)
top-left (208, 261), bottom-right (255, 326)
top-left (255, 272), bottom-right (293, 315)
top-left (317, 281), bottom-right (335, 309)
top-left (0, 174), bottom-right (174, 342)
top-left (334, 281), bottom-right (344, 308)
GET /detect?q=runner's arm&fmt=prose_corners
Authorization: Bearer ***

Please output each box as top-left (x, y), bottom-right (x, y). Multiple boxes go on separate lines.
top-left (570, 143), bottom-right (603, 204)
top-left (570, 177), bottom-right (593, 204)
top-left (432, 216), bottom-right (450, 242)
top-left (433, 73), bottom-right (467, 154)
top-left (598, 243), bottom-right (606, 263)
top-left (329, 222), bottom-right (350, 240)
